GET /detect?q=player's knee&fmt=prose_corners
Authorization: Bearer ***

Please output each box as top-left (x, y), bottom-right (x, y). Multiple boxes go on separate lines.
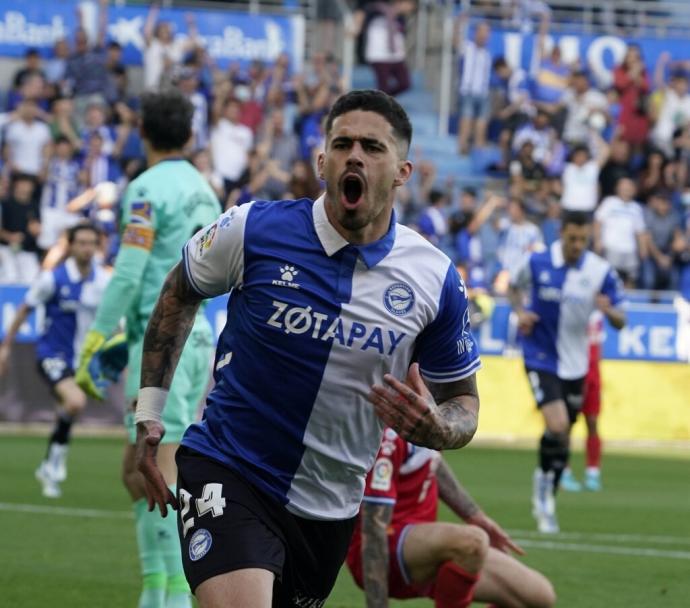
top-left (445, 525), bottom-right (489, 573)
top-left (543, 429), bottom-right (568, 447)
top-left (63, 391), bottom-right (87, 415)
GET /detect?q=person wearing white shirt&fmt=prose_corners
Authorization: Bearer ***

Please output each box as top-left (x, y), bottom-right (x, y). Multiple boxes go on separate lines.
top-left (594, 176), bottom-right (649, 286)
top-left (499, 196), bottom-right (543, 274)
top-left (561, 135), bottom-right (610, 213)
top-left (562, 71), bottom-right (609, 145)
top-left (4, 100), bottom-right (52, 179)
top-left (651, 70), bottom-right (690, 157)
top-left (210, 98), bottom-right (254, 197)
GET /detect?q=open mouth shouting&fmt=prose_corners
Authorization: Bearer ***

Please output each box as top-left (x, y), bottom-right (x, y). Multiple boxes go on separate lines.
top-left (340, 172), bottom-right (366, 210)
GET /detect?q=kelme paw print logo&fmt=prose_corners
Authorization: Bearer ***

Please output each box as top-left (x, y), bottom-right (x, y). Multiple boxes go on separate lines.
top-left (280, 265), bottom-right (298, 282)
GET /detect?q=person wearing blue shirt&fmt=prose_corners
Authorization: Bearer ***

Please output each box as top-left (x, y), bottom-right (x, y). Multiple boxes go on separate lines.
top-left (132, 90), bottom-right (482, 608)
top-left (0, 223), bottom-right (109, 498)
top-left (508, 211), bottom-right (626, 534)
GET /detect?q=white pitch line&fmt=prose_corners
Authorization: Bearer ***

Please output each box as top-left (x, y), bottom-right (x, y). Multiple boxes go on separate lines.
top-left (514, 539), bottom-right (690, 560)
top-left (0, 502), bottom-right (132, 520)
top-left (508, 529), bottom-right (690, 546)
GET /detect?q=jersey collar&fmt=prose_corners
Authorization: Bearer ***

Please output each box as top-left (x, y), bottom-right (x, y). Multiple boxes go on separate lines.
top-left (65, 257), bottom-right (95, 282)
top-left (312, 195), bottom-right (397, 269)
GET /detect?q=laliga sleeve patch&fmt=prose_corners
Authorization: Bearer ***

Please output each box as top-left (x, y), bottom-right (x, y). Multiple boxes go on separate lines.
top-left (370, 457), bottom-right (393, 491)
top-left (129, 201), bottom-right (153, 226)
top-left (122, 225), bottom-right (154, 250)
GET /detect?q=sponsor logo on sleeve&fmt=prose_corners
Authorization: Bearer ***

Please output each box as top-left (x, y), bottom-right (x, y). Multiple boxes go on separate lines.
top-left (129, 201), bottom-right (153, 226)
top-left (122, 225), bottom-right (154, 250)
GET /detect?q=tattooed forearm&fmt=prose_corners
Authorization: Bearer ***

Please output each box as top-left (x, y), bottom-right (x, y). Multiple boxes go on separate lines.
top-left (423, 375), bottom-right (479, 450)
top-left (435, 458), bottom-right (479, 520)
top-left (361, 502), bottom-right (393, 608)
top-left (141, 263), bottom-right (203, 389)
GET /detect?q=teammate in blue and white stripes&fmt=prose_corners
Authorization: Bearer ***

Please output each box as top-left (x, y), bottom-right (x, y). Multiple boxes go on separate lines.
top-left (133, 89), bottom-right (482, 608)
top-left (0, 223), bottom-right (109, 498)
top-left (509, 211), bottom-right (626, 534)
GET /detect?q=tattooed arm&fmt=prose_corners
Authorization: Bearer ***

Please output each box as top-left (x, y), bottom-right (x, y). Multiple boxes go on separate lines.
top-left (361, 501), bottom-right (394, 608)
top-left (134, 262), bottom-right (205, 516)
top-left (140, 262), bottom-right (205, 389)
top-left (436, 457), bottom-right (524, 555)
top-left (370, 364), bottom-right (479, 451)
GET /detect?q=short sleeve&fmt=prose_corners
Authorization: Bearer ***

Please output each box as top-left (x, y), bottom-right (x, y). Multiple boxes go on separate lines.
top-left (24, 270), bottom-right (55, 307)
top-left (416, 263), bottom-right (481, 383)
top-left (600, 267), bottom-right (624, 307)
top-left (362, 432), bottom-right (406, 505)
top-left (182, 203), bottom-right (251, 298)
top-left (633, 206), bottom-right (646, 233)
top-left (594, 198), bottom-right (610, 222)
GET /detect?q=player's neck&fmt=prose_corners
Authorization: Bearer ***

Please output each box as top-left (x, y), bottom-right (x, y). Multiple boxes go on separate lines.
top-left (75, 259), bottom-right (92, 277)
top-left (147, 149), bottom-right (186, 167)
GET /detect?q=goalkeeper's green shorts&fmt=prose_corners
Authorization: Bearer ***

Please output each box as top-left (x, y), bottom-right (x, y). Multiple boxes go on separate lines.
top-left (124, 323), bottom-right (214, 444)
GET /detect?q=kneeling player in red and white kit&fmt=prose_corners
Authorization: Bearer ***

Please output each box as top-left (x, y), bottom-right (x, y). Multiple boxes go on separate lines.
top-left (347, 429), bottom-right (556, 608)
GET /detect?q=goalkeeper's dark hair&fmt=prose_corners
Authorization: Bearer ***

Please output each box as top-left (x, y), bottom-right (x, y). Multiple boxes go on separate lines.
top-left (140, 89), bottom-right (193, 151)
top-left (67, 222), bottom-right (101, 244)
top-left (324, 89), bottom-right (412, 155)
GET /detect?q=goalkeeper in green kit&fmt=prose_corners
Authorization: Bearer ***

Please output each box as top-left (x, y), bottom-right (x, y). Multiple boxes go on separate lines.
top-left (76, 89), bottom-right (221, 608)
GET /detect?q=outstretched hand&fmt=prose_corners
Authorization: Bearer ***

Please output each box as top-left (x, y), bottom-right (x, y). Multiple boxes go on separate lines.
top-left (135, 420), bottom-right (178, 516)
top-left (369, 363), bottom-right (445, 448)
top-left (467, 511), bottom-right (525, 555)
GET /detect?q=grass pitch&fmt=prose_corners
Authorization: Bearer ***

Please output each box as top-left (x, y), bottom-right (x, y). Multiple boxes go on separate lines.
top-left (0, 435), bottom-right (688, 607)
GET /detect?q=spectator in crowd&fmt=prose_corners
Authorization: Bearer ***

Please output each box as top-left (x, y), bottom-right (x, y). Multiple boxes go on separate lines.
top-left (510, 140), bottom-right (548, 209)
top-left (210, 96), bottom-right (254, 198)
top-left (0, 174), bottom-right (41, 284)
top-left (641, 190), bottom-right (684, 290)
top-left (417, 189), bottom-right (450, 248)
top-left (284, 158), bottom-right (321, 201)
top-left (613, 44), bottom-right (650, 150)
top-left (599, 137), bottom-right (632, 198)
top-left (594, 176), bottom-right (649, 287)
top-left (48, 96), bottom-right (82, 150)
top-left (174, 66), bottom-right (208, 151)
top-left (79, 131), bottom-right (119, 190)
top-left (64, 0), bottom-right (110, 129)
top-left (143, 3), bottom-right (200, 91)
top-left (38, 136), bottom-right (81, 251)
top-left (561, 133), bottom-right (609, 212)
top-left (638, 148), bottom-right (669, 202)
top-left (11, 48), bottom-right (45, 92)
top-left (45, 38), bottom-right (70, 88)
top-left (512, 108), bottom-right (557, 168)
top-left (3, 99), bottom-right (52, 182)
top-left (562, 70), bottom-right (609, 147)
top-left (651, 58), bottom-right (690, 157)
top-left (363, 0), bottom-right (414, 97)
top-left (499, 195), bottom-right (543, 273)
top-left (455, 17), bottom-right (493, 155)
top-left (491, 56), bottom-right (532, 170)
top-left (541, 197), bottom-right (562, 247)
top-left (191, 149), bottom-right (224, 202)
top-left (531, 15), bottom-right (570, 124)
top-left (255, 108), bottom-right (299, 199)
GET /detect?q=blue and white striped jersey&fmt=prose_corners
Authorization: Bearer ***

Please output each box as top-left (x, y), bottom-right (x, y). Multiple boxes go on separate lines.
top-left (25, 258), bottom-right (110, 369)
top-left (181, 196), bottom-right (481, 520)
top-left (510, 240), bottom-right (623, 380)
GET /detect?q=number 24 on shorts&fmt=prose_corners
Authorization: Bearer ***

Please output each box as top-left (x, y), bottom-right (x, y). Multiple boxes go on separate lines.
top-left (179, 483), bottom-right (226, 538)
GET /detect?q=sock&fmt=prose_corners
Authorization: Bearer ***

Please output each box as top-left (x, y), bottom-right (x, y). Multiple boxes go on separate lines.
top-left (539, 432), bottom-right (569, 494)
top-left (46, 413), bottom-right (74, 457)
top-left (134, 499), bottom-right (167, 608)
top-left (160, 485), bottom-right (191, 608)
top-left (433, 561), bottom-right (479, 608)
top-left (586, 433), bottom-right (602, 469)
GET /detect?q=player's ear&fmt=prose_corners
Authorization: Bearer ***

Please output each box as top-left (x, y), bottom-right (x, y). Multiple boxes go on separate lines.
top-left (393, 160), bottom-right (413, 188)
top-left (316, 151), bottom-right (325, 180)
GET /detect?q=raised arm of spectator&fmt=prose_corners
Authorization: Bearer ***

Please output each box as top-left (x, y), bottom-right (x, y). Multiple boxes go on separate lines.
top-left (535, 11), bottom-right (550, 64)
top-left (654, 51), bottom-right (670, 90)
top-left (112, 103), bottom-right (134, 159)
top-left (181, 12), bottom-right (200, 51)
top-left (143, 2), bottom-right (161, 47)
top-left (453, 12), bottom-right (469, 54)
top-left (591, 130), bottom-right (610, 168)
top-left (97, 0), bottom-right (109, 48)
top-left (467, 193), bottom-right (503, 235)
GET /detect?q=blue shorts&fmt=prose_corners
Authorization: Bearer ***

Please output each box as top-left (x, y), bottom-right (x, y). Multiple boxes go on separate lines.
top-left (459, 93), bottom-right (490, 121)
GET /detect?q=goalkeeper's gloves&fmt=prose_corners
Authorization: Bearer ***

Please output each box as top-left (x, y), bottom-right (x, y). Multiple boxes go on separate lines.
top-left (76, 330), bottom-right (107, 400)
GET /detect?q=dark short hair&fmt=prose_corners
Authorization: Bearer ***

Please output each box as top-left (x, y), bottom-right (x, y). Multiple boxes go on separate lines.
top-left (54, 135), bottom-right (72, 146)
top-left (67, 222), bottom-right (101, 244)
top-left (429, 189), bottom-right (446, 205)
top-left (568, 144), bottom-right (590, 161)
top-left (140, 89), bottom-right (193, 151)
top-left (561, 210), bottom-right (592, 228)
top-left (324, 89), bottom-right (412, 154)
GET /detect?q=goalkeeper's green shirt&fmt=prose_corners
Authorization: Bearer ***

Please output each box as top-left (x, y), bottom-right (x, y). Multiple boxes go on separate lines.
top-left (92, 158), bottom-right (222, 341)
